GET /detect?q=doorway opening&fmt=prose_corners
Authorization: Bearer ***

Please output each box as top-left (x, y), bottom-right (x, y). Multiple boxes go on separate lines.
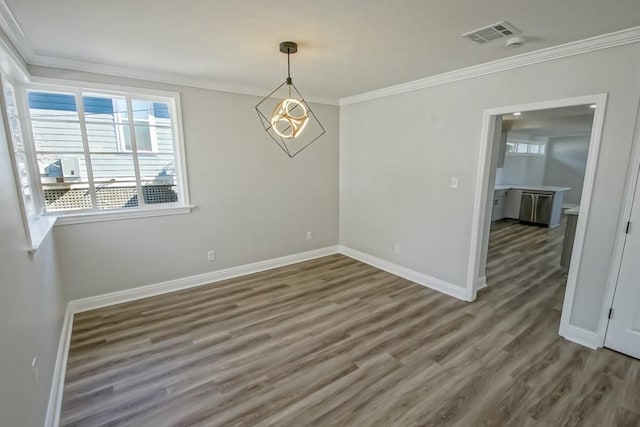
top-left (467, 95), bottom-right (607, 343)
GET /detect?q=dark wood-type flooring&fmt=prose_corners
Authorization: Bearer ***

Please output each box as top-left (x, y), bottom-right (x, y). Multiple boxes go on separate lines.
top-left (60, 219), bottom-right (640, 426)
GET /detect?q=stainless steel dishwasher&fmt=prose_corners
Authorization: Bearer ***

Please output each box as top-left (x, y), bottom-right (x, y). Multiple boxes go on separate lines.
top-left (519, 191), bottom-right (554, 226)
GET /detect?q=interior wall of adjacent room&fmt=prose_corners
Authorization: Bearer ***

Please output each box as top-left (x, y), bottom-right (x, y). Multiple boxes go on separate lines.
top-left (28, 66), bottom-right (340, 301)
top-left (500, 136), bottom-right (548, 186)
top-left (339, 42), bottom-right (640, 334)
top-left (0, 97), bottom-right (66, 426)
top-left (543, 135), bottom-right (591, 204)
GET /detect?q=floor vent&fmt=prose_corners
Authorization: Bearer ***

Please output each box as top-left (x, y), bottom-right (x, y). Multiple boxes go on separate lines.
top-left (462, 21), bottom-right (521, 44)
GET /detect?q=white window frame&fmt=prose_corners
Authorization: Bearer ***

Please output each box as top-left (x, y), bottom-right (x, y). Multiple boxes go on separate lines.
top-left (21, 79), bottom-right (191, 225)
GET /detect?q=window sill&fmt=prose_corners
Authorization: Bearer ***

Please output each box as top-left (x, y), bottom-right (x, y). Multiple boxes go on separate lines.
top-left (54, 205), bottom-right (193, 226)
top-left (27, 215), bottom-right (58, 258)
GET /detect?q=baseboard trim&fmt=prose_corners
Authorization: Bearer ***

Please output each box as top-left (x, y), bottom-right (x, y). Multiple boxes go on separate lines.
top-left (338, 245), bottom-right (469, 301)
top-left (559, 324), bottom-right (600, 350)
top-left (477, 276), bottom-right (487, 290)
top-left (44, 306), bottom-right (73, 427)
top-left (68, 245), bottom-right (340, 313)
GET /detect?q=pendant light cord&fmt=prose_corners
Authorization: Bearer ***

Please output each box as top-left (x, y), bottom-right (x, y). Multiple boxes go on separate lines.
top-left (287, 48), bottom-right (292, 97)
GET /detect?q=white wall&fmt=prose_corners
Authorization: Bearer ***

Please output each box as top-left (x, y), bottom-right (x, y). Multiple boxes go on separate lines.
top-left (0, 102), bottom-right (66, 426)
top-left (500, 135), bottom-right (548, 186)
top-left (501, 153), bottom-right (547, 186)
top-left (29, 66), bottom-right (340, 300)
top-left (340, 43), bottom-right (640, 334)
top-left (544, 136), bottom-right (591, 204)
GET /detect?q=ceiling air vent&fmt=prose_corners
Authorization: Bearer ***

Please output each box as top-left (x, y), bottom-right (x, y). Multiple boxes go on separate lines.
top-left (462, 21), bottom-right (521, 44)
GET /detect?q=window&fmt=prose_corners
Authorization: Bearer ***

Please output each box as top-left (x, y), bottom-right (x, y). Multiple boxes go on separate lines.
top-left (506, 141), bottom-right (546, 155)
top-left (24, 85), bottom-right (188, 218)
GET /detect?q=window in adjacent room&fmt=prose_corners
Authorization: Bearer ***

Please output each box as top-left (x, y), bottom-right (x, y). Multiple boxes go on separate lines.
top-left (505, 141), bottom-right (546, 155)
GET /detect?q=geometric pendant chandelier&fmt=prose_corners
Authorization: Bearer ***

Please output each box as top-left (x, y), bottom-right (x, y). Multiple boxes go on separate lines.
top-left (255, 41), bottom-right (325, 158)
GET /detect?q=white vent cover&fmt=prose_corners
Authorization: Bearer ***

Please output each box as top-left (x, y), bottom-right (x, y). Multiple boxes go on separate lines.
top-left (462, 21), bottom-right (521, 44)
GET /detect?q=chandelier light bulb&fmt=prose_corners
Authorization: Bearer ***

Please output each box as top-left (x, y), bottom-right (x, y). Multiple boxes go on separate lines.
top-left (271, 98), bottom-right (310, 139)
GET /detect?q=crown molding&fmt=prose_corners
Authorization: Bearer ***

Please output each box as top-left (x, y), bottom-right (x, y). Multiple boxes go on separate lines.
top-left (28, 54), bottom-right (339, 105)
top-left (0, 1), bottom-right (338, 106)
top-left (0, 27), bottom-right (28, 81)
top-left (339, 26), bottom-right (640, 106)
top-left (1, 0), bottom-right (638, 108)
top-left (0, 0), bottom-right (33, 61)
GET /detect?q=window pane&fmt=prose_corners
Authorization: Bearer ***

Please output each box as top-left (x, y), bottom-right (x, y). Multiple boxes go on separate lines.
top-left (138, 153), bottom-right (174, 180)
top-left (82, 94), bottom-right (124, 152)
top-left (516, 143), bottom-right (528, 153)
top-left (83, 95), bottom-right (115, 122)
top-left (39, 152), bottom-right (93, 212)
top-left (132, 99), bottom-right (151, 120)
top-left (142, 180), bottom-right (178, 205)
top-left (134, 124), bottom-right (152, 151)
top-left (43, 184), bottom-right (93, 211)
top-left (95, 182), bottom-right (139, 210)
top-left (154, 124), bottom-right (173, 149)
top-left (90, 153), bottom-right (137, 181)
top-left (153, 102), bottom-right (170, 119)
top-left (119, 124), bottom-right (153, 151)
top-left (28, 91), bottom-right (79, 121)
top-left (86, 121), bottom-right (118, 152)
top-left (539, 145), bottom-right (546, 155)
top-left (110, 97), bottom-right (129, 124)
top-left (37, 153), bottom-right (86, 181)
top-left (529, 144), bottom-right (539, 154)
top-left (31, 119), bottom-right (84, 152)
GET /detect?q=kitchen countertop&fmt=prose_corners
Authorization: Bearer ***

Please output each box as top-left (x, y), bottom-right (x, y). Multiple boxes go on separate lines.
top-left (495, 185), bottom-right (571, 192)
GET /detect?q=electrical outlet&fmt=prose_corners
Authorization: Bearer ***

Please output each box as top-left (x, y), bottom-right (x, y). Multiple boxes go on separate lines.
top-left (394, 244), bottom-right (401, 254)
top-left (207, 250), bottom-right (216, 261)
top-left (31, 357), bottom-right (39, 382)
top-left (451, 177), bottom-right (459, 189)
top-left (306, 231), bottom-right (313, 240)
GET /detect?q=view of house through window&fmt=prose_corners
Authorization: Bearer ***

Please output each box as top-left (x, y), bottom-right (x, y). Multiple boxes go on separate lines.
top-left (28, 89), bottom-right (180, 213)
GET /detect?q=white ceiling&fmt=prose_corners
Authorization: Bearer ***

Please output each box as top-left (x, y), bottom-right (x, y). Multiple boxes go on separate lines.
top-left (4, 0), bottom-right (640, 101)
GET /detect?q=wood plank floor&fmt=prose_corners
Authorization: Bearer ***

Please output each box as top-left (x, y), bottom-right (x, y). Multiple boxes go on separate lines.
top-left (61, 219), bottom-right (640, 426)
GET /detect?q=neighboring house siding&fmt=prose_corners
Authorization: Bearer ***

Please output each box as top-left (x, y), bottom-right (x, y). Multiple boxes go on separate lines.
top-left (29, 95), bottom-right (175, 183)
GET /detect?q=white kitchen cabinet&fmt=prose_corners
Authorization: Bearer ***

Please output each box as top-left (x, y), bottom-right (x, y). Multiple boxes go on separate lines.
top-left (491, 190), bottom-right (507, 222)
